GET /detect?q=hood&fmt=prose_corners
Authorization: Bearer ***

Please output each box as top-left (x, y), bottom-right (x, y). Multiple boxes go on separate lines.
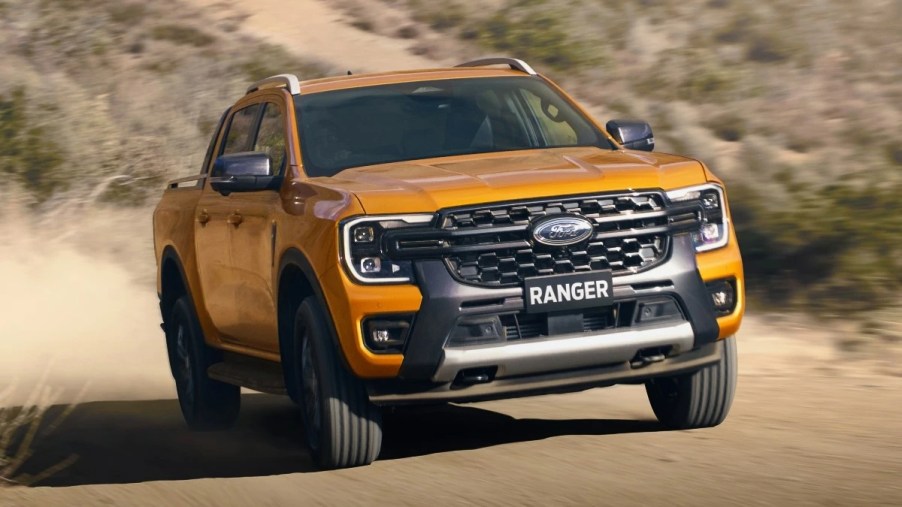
top-left (314, 147), bottom-right (708, 214)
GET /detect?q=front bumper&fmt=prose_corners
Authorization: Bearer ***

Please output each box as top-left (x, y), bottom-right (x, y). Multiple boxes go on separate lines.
top-left (432, 321), bottom-right (695, 383)
top-left (369, 337), bottom-right (722, 405)
top-left (343, 234), bottom-right (731, 404)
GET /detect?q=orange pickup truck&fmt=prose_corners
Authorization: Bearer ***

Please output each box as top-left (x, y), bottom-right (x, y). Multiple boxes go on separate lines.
top-left (153, 58), bottom-right (744, 469)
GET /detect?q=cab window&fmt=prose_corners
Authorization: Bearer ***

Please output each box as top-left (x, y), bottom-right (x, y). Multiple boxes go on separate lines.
top-left (222, 103), bottom-right (262, 155)
top-left (254, 103), bottom-right (287, 173)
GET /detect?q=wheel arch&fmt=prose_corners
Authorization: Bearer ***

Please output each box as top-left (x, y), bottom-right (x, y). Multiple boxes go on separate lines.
top-left (276, 248), bottom-right (346, 400)
top-left (160, 246), bottom-right (193, 326)
top-left (159, 246), bottom-right (196, 376)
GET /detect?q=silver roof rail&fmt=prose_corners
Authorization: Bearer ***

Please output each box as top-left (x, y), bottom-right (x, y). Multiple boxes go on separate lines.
top-left (455, 57), bottom-right (537, 76)
top-left (246, 74), bottom-right (301, 95)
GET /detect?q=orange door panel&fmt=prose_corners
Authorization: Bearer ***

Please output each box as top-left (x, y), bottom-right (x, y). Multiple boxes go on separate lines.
top-left (226, 191), bottom-right (281, 353)
top-left (194, 190), bottom-right (239, 340)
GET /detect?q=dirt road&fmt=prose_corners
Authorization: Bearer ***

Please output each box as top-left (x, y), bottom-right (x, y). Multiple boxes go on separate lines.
top-left (3, 315), bottom-right (901, 505)
top-left (185, 0), bottom-right (440, 73)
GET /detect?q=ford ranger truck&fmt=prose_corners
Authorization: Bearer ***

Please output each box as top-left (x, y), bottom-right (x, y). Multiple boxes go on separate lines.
top-left (153, 58), bottom-right (744, 469)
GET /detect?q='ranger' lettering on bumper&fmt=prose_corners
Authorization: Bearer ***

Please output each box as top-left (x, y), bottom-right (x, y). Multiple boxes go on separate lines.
top-left (524, 271), bottom-right (614, 313)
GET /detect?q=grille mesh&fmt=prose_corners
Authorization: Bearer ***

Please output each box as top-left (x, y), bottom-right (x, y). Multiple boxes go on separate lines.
top-left (439, 194), bottom-right (670, 286)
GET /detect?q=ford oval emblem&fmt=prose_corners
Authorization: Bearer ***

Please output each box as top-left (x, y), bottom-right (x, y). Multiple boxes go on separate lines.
top-left (531, 214), bottom-right (594, 246)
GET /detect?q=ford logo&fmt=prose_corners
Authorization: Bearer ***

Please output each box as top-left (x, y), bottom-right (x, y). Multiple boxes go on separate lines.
top-left (531, 214), bottom-right (594, 246)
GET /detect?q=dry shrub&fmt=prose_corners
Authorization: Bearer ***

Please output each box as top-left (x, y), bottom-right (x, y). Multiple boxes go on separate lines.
top-left (150, 24), bottom-right (215, 47)
top-left (0, 382), bottom-right (82, 487)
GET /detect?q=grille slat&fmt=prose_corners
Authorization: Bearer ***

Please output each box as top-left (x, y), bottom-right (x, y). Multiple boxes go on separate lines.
top-left (382, 192), bottom-right (695, 287)
top-left (500, 306), bottom-right (620, 341)
top-left (441, 193), bottom-right (671, 287)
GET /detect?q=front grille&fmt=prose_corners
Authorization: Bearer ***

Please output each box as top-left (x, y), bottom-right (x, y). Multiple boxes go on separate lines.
top-left (449, 235), bottom-right (668, 286)
top-left (446, 296), bottom-right (684, 347)
top-left (500, 305), bottom-right (624, 341)
top-left (447, 304), bottom-right (630, 347)
top-left (385, 192), bottom-right (700, 287)
top-left (441, 194), bottom-right (663, 229)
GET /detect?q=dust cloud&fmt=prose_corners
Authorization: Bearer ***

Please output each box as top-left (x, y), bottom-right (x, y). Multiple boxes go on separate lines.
top-left (0, 194), bottom-right (173, 405)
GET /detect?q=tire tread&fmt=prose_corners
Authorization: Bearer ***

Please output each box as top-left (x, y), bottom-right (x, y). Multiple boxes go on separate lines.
top-left (297, 299), bottom-right (381, 468)
top-left (646, 336), bottom-right (737, 430)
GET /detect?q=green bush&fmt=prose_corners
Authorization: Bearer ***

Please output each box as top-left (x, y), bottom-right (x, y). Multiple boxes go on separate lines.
top-left (730, 177), bottom-right (902, 312)
top-left (107, 3), bottom-right (146, 25)
top-left (474, 5), bottom-right (599, 71)
top-left (705, 113), bottom-right (746, 142)
top-left (421, 4), bottom-right (466, 32)
top-left (0, 88), bottom-right (67, 203)
top-left (745, 32), bottom-right (794, 63)
top-left (151, 24), bottom-right (215, 47)
top-left (234, 43), bottom-right (330, 83)
top-left (885, 144), bottom-right (902, 166)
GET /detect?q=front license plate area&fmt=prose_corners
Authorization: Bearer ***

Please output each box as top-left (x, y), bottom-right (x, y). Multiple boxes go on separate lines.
top-left (524, 270), bottom-right (614, 314)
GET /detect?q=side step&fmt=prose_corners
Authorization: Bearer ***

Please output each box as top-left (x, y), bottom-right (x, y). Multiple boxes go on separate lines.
top-left (207, 353), bottom-right (287, 395)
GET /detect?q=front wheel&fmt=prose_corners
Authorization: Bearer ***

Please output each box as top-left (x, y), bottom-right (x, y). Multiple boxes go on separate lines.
top-left (166, 295), bottom-right (240, 430)
top-left (293, 297), bottom-right (382, 468)
top-left (645, 336), bottom-right (737, 429)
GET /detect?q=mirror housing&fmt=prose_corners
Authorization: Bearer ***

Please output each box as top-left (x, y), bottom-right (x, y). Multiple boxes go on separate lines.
top-left (210, 152), bottom-right (281, 195)
top-left (605, 119), bottom-right (655, 152)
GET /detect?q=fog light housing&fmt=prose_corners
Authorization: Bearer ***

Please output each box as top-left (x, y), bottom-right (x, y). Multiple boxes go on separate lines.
top-left (706, 279), bottom-right (737, 316)
top-left (364, 316), bottom-right (413, 353)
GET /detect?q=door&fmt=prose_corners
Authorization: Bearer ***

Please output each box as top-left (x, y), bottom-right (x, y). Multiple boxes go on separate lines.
top-left (225, 101), bottom-right (286, 352)
top-left (194, 102), bottom-right (263, 342)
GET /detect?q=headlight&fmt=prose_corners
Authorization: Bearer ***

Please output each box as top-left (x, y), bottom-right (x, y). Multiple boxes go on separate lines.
top-left (341, 214), bottom-right (433, 284)
top-left (666, 184), bottom-right (729, 252)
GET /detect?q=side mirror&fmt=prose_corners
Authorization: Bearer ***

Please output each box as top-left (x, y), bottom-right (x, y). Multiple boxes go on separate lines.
top-left (210, 152), bottom-right (281, 195)
top-left (605, 119), bottom-right (655, 152)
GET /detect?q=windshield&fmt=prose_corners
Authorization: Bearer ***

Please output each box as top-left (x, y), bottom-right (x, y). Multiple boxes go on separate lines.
top-left (295, 77), bottom-right (614, 177)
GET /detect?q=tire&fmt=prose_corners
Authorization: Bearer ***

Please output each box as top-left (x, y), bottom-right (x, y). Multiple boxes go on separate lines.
top-left (645, 335), bottom-right (737, 430)
top-left (166, 295), bottom-right (240, 430)
top-left (293, 297), bottom-right (382, 468)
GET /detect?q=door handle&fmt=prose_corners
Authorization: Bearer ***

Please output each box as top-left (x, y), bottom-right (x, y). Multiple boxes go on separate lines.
top-left (227, 212), bottom-right (243, 226)
top-left (197, 211), bottom-right (210, 225)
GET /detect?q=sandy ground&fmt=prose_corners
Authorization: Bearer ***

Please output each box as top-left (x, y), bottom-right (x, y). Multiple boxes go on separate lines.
top-left (186, 0), bottom-right (441, 73)
top-left (2, 325), bottom-right (901, 505)
top-left (2, 0), bottom-right (901, 504)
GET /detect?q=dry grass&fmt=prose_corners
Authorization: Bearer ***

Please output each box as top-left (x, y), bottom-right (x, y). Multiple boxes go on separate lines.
top-left (0, 0), bottom-right (330, 209)
top-left (0, 382), bottom-right (82, 487)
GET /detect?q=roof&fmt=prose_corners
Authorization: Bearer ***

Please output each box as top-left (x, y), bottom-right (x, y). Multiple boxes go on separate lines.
top-left (246, 58), bottom-right (540, 96)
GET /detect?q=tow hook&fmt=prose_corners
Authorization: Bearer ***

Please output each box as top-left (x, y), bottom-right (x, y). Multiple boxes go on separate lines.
top-left (453, 366), bottom-right (497, 387)
top-left (630, 350), bottom-right (667, 369)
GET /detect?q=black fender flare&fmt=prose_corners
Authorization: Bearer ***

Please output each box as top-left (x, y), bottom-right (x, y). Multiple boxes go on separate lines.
top-left (159, 246), bottom-right (202, 377)
top-left (276, 248), bottom-right (350, 397)
top-left (159, 246), bottom-right (197, 323)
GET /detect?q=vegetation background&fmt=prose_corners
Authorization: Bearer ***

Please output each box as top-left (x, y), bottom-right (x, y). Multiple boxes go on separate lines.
top-left (1, 0), bottom-right (899, 332)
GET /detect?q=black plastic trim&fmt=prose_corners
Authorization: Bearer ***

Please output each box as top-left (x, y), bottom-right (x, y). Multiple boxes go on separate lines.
top-left (399, 261), bottom-right (522, 379)
top-left (397, 233), bottom-right (719, 381)
top-left (159, 246), bottom-right (196, 321)
top-left (276, 248), bottom-right (348, 369)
